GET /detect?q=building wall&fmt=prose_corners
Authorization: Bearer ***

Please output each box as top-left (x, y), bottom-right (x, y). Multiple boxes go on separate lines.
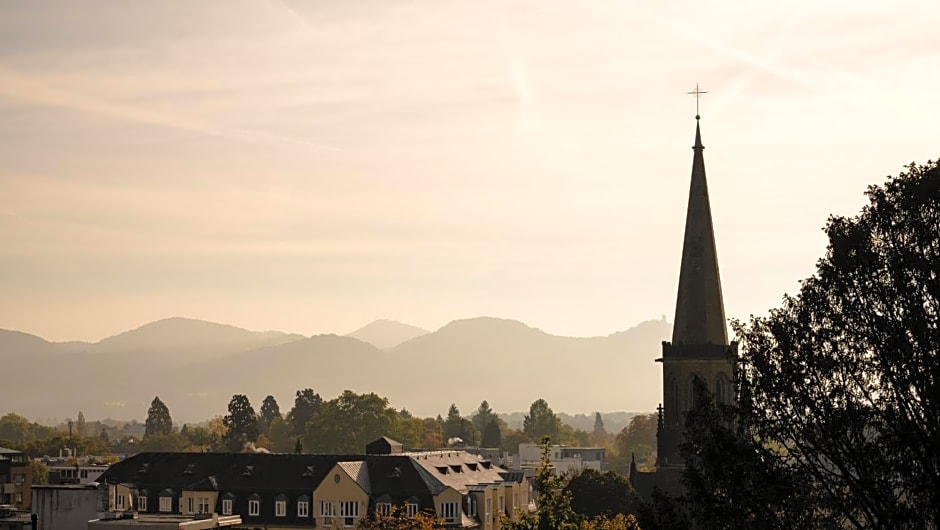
top-left (431, 487), bottom-right (463, 527)
top-left (32, 486), bottom-right (99, 530)
top-left (312, 464), bottom-right (368, 528)
top-left (181, 491), bottom-right (219, 516)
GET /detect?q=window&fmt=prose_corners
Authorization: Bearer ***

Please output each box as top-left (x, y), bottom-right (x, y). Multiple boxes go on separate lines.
top-left (320, 500), bottom-right (336, 527)
top-left (187, 497), bottom-right (194, 514)
top-left (138, 496), bottom-right (148, 512)
top-left (275, 500), bottom-right (287, 517)
top-left (15, 493), bottom-right (23, 504)
top-left (340, 501), bottom-right (359, 527)
top-left (513, 493), bottom-right (519, 509)
top-left (117, 494), bottom-right (126, 510)
top-left (667, 377), bottom-right (679, 425)
top-left (499, 495), bottom-right (505, 514)
top-left (376, 503), bottom-right (391, 517)
top-left (81, 470), bottom-right (88, 479)
top-left (248, 499), bottom-right (261, 516)
top-left (441, 502), bottom-right (459, 523)
top-left (485, 498), bottom-right (492, 521)
top-left (221, 499), bottom-right (233, 516)
top-left (198, 497), bottom-right (210, 514)
top-left (404, 503), bottom-right (418, 517)
top-left (297, 501), bottom-right (309, 517)
top-left (159, 497), bottom-right (172, 513)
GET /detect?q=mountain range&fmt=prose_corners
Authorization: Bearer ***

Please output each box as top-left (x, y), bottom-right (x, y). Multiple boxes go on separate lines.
top-left (0, 316), bottom-right (670, 424)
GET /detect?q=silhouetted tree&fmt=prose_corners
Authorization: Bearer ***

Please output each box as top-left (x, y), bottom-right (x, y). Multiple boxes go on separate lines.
top-left (259, 395), bottom-right (281, 432)
top-left (683, 160), bottom-right (940, 528)
top-left (144, 397), bottom-right (173, 437)
top-left (482, 419), bottom-right (502, 448)
top-left (472, 400), bottom-right (497, 433)
top-left (287, 388), bottom-right (322, 436)
top-left (76, 411), bottom-right (86, 437)
top-left (523, 399), bottom-right (560, 441)
top-left (222, 394), bottom-right (258, 451)
top-left (443, 404), bottom-right (476, 445)
top-left (565, 469), bottom-right (637, 520)
top-left (592, 413), bottom-right (605, 436)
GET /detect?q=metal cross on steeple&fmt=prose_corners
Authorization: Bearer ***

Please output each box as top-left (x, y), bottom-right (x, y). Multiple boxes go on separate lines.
top-left (686, 83), bottom-right (708, 119)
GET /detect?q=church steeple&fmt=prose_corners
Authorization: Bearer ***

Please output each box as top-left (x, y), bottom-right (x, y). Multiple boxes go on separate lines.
top-left (671, 117), bottom-right (728, 345)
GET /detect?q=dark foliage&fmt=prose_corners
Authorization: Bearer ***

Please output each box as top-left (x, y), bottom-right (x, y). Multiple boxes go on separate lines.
top-left (681, 160), bottom-right (940, 528)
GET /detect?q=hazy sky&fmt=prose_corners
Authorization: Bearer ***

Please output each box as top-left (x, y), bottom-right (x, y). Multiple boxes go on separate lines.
top-left (2, 0), bottom-right (939, 342)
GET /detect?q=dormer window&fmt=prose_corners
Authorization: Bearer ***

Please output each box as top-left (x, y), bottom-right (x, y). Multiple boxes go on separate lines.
top-left (449, 464), bottom-right (463, 473)
top-left (241, 466), bottom-right (254, 477)
top-left (183, 464), bottom-right (195, 475)
top-left (466, 463), bottom-right (478, 471)
top-left (435, 466), bottom-right (449, 475)
top-left (302, 465), bottom-right (315, 477)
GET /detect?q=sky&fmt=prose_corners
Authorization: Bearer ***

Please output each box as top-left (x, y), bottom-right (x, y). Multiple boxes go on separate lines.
top-left (1, 0), bottom-right (939, 343)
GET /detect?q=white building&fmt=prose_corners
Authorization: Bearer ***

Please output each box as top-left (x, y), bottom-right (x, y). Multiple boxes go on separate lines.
top-left (514, 444), bottom-right (606, 476)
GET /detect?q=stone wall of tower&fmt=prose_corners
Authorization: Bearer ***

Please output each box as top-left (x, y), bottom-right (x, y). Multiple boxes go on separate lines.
top-left (656, 342), bottom-right (737, 468)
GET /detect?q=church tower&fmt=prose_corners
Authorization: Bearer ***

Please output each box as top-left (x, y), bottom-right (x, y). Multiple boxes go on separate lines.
top-left (656, 115), bottom-right (737, 469)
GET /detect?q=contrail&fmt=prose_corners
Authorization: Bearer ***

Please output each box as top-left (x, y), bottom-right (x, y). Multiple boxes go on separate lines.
top-left (0, 66), bottom-right (343, 154)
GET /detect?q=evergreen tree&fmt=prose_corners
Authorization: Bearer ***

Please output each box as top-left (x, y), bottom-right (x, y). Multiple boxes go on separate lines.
top-left (592, 413), bottom-right (605, 436)
top-left (222, 394), bottom-right (259, 451)
top-left (443, 404), bottom-right (476, 445)
top-left (482, 419), bottom-right (502, 448)
top-left (76, 411), bottom-right (86, 437)
top-left (259, 395), bottom-right (281, 432)
top-left (472, 400), bottom-right (497, 433)
top-left (144, 396), bottom-right (173, 437)
top-left (523, 399), bottom-right (560, 441)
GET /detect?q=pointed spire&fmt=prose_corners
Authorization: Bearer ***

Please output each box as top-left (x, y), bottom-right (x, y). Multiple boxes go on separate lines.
top-left (672, 117), bottom-right (728, 345)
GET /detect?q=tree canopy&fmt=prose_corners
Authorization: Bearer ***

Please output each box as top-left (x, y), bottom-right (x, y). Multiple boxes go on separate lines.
top-left (682, 160), bottom-right (940, 528)
top-left (222, 394), bottom-right (259, 451)
top-left (305, 390), bottom-right (398, 453)
top-left (144, 396), bottom-right (173, 437)
top-left (287, 388), bottom-right (322, 436)
top-left (524, 399), bottom-right (561, 441)
top-left (259, 395), bottom-right (281, 432)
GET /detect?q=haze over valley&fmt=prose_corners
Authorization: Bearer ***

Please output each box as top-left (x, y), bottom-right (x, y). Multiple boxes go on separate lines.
top-left (0, 316), bottom-right (670, 424)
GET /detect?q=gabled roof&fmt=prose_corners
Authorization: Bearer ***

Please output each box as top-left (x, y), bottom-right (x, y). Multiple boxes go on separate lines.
top-left (337, 461), bottom-right (371, 494)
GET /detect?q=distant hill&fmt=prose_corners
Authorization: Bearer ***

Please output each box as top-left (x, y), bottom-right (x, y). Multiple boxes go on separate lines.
top-left (91, 317), bottom-right (305, 362)
top-left (0, 316), bottom-right (671, 423)
top-left (0, 329), bottom-right (58, 358)
top-left (384, 317), bottom-right (670, 419)
top-left (345, 319), bottom-right (429, 350)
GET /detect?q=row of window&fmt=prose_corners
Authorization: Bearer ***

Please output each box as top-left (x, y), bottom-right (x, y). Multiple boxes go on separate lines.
top-left (135, 495), bottom-right (421, 523)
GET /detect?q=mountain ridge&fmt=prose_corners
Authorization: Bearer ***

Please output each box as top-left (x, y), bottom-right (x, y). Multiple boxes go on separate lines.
top-left (1, 316), bottom-right (672, 423)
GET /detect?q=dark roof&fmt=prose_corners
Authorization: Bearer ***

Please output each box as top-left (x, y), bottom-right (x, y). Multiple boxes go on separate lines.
top-left (671, 117), bottom-right (729, 346)
top-left (99, 453), bottom-right (359, 494)
top-left (365, 437), bottom-right (404, 455)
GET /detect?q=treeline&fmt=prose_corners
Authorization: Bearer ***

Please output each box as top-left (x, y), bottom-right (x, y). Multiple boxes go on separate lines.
top-left (2, 392), bottom-right (656, 472)
top-left (137, 391), bottom-right (656, 469)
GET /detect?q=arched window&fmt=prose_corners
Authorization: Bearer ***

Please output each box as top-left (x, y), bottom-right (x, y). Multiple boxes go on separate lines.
top-left (667, 377), bottom-right (679, 426)
top-left (715, 373), bottom-right (730, 404)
